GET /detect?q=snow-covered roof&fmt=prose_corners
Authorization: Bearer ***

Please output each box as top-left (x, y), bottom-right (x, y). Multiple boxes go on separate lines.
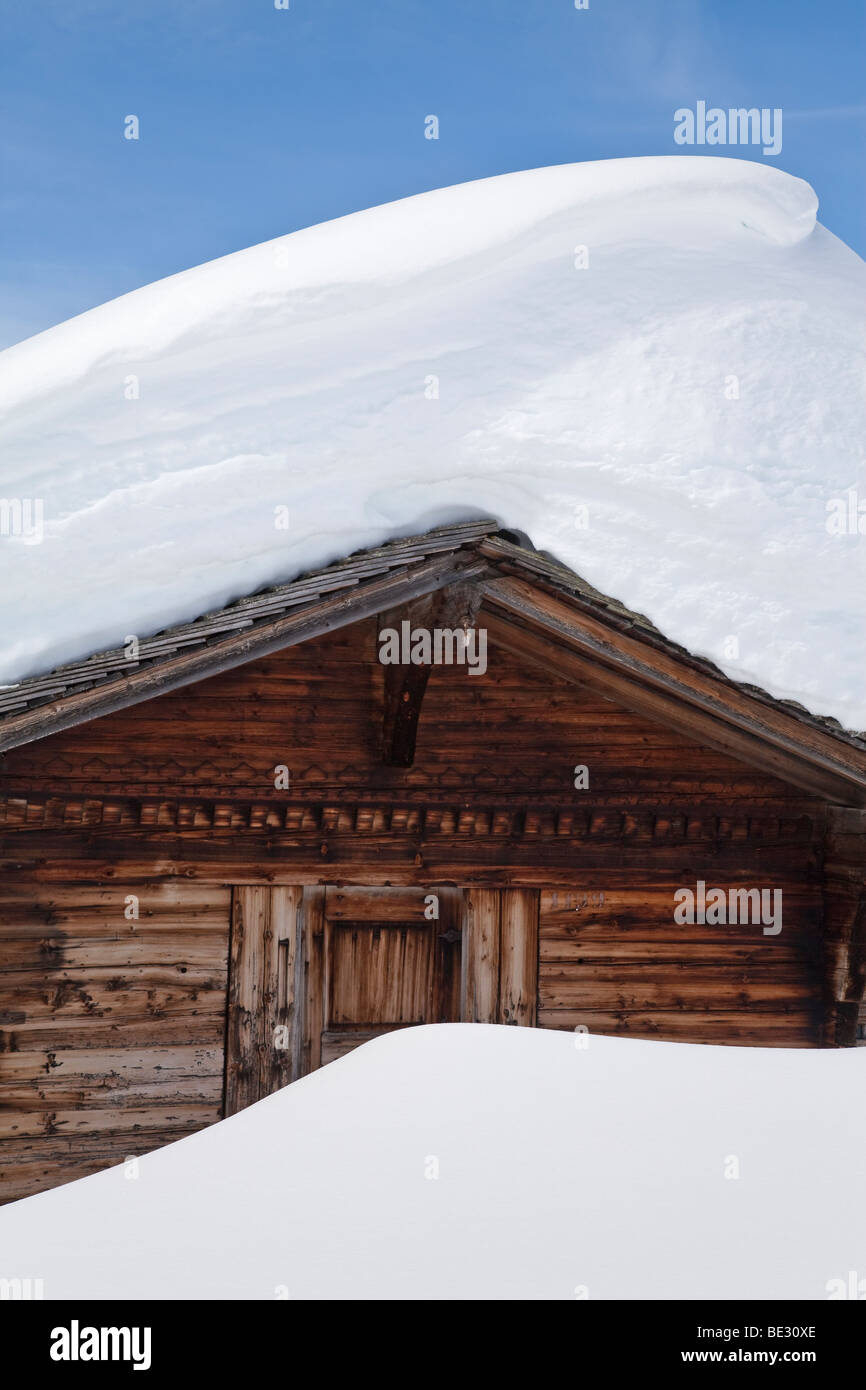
top-left (3, 521), bottom-right (864, 809)
top-left (0, 520), bottom-right (495, 727)
top-left (1, 156), bottom-right (863, 725)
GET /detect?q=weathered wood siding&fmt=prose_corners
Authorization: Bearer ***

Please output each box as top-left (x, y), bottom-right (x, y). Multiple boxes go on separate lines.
top-left (224, 886), bottom-right (299, 1116)
top-left (0, 617), bottom-right (829, 813)
top-left (537, 886), bottom-right (822, 1045)
top-left (0, 614), bottom-right (832, 1199)
top-left (313, 885), bottom-right (462, 1067)
top-left (0, 881), bottom-right (230, 1201)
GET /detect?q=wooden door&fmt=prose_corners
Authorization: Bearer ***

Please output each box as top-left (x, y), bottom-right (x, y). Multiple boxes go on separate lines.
top-left (312, 886), bottom-right (463, 1067)
top-left (462, 887), bottom-right (539, 1026)
top-left (224, 883), bottom-right (540, 1110)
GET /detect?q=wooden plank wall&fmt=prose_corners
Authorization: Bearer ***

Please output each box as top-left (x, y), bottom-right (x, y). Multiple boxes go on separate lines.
top-left (0, 880), bottom-right (230, 1201)
top-left (0, 618), bottom-right (831, 815)
top-left (537, 885), bottom-right (823, 1045)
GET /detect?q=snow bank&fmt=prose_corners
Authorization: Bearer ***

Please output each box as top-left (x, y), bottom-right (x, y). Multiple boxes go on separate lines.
top-left (0, 156), bottom-right (863, 725)
top-left (0, 1025), bottom-right (863, 1300)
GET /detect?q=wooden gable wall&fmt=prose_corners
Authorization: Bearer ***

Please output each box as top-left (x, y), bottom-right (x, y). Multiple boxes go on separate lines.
top-left (0, 614), bottom-right (830, 812)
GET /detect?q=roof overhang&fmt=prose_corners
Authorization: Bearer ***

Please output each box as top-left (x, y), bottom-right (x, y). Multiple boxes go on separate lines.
top-left (1, 519), bottom-right (865, 806)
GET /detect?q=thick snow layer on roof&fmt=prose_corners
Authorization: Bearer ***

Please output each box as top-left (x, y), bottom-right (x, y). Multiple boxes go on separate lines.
top-left (0, 156), bottom-right (864, 725)
top-left (1, 1025), bottom-right (864, 1299)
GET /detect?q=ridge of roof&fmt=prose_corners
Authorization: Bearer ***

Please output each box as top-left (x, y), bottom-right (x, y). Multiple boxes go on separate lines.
top-left (0, 517), bottom-right (862, 758)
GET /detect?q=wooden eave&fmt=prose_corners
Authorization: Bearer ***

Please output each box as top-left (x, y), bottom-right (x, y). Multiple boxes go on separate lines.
top-left (0, 533), bottom-right (491, 753)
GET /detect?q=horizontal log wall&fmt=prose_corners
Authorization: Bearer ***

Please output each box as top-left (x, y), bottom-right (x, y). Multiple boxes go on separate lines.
top-left (537, 886), bottom-right (823, 1045)
top-left (0, 613), bottom-right (836, 1201)
top-left (0, 619), bottom-right (829, 813)
top-left (0, 880), bottom-right (230, 1202)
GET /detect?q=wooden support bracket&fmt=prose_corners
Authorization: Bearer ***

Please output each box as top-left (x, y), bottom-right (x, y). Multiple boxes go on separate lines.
top-left (822, 807), bottom-right (866, 1046)
top-left (379, 582), bottom-right (483, 768)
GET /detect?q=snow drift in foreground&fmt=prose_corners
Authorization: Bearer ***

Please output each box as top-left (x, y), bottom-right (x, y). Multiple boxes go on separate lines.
top-left (1, 1025), bottom-right (864, 1300)
top-left (0, 157), bottom-right (864, 725)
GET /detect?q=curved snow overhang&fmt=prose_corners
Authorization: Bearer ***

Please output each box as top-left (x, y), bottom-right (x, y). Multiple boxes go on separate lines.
top-left (1, 518), bottom-right (865, 807)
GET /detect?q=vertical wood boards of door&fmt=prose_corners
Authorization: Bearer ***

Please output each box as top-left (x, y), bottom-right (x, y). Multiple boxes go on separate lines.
top-left (224, 885), bottom-right (300, 1116)
top-left (295, 885), bottom-right (326, 1078)
top-left (229, 883), bottom-right (541, 1101)
top-left (462, 888), bottom-right (500, 1022)
top-left (293, 886), bottom-right (463, 1072)
top-left (462, 887), bottom-right (539, 1026)
top-left (499, 888), bottom-right (540, 1025)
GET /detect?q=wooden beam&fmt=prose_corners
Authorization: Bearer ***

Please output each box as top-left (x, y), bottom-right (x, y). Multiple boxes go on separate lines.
top-left (224, 885), bottom-right (300, 1115)
top-left (379, 583), bottom-right (484, 767)
top-left (295, 885), bottom-right (325, 1077)
top-left (379, 594), bottom-right (437, 768)
top-left (0, 823), bottom-right (824, 883)
top-left (382, 663), bottom-right (432, 767)
top-left (0, 553), bottom-right (489, 754)
top-left (499, 888), bottom-right (539, 1026)
top-left (461, 888), bottom-right (500, 1022)
top-left (432, 886), bottom-right (464, 1022)
top-left (481, 593), bottom-right (866, 806)
top-left (822, 807), bottom-right (866, 1046)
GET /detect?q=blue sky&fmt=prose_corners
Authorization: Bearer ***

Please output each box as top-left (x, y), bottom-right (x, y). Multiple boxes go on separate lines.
top-left (1, 0), bottom-right (864, 349)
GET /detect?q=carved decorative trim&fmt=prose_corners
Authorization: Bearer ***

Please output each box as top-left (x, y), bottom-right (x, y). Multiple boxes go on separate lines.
top-left (0, 793), bottom-right (818, 845)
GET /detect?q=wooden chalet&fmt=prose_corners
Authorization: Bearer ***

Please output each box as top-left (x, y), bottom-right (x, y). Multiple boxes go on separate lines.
top-left (1, 519), bottom-right (865, 1202)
